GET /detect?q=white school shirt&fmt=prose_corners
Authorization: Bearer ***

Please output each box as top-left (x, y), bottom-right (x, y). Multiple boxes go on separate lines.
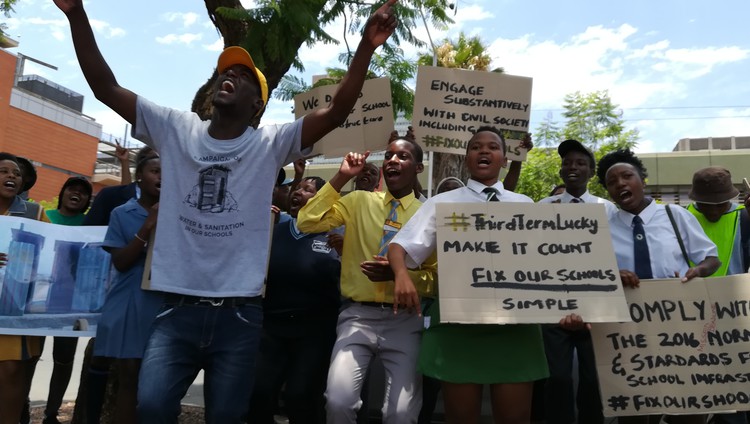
top-left (609, 200), bottom-right (717, 278)
top-left (538, 190), bottom-right (618, 216)
top-left (391, 178), bottom-right (533, 269)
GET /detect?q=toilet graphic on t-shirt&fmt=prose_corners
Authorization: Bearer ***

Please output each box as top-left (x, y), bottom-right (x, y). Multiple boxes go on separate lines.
top-left (184, 165), bottom-right (239, 213)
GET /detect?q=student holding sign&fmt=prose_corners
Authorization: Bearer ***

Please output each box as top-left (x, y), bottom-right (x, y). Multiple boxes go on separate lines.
top-left (597, 149), bottom-right (720, 424)
top-left (537, 139), bottom-right (617, 424)
top-left (0, 152), bottom-right (47, 424)
top-left (296, 140), bottom-right (436, 424)
top-left (388, 127), bottom-right (556, 424)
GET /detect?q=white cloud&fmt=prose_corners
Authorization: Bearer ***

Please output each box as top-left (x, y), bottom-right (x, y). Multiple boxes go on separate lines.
top-left (89, 108), bottom-right (131, 142)
top-left (25, 17), bottom-right (65, 26)
top-left (89, 19), bottom-right (126, 38)
top-left (204, 38), bottom-right (224, 52)
top-left (51, 29), bottom-right (65, 42)
top-left (479, 23), bottom-right (750, 152)
top-left (3, 17), bottom-right (20, 33)
top-left (452, 4), bottom-right (493, 24)
top-left (155, 33), bottom-right (203, 46)
top-left (296, 16), bottom-right (348, 72)
top-left (628, 40), bottom-right (670, 59)
top-left (163, 12), bottom-right (200, 28)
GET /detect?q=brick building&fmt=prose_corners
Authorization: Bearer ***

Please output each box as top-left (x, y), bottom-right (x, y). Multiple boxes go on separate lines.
top-left (0, 46), bottom-right (104, 202)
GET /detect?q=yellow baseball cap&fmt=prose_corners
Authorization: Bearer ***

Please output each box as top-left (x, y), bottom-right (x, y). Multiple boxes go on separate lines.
top-left (217, 46), bottom-right (268, 108)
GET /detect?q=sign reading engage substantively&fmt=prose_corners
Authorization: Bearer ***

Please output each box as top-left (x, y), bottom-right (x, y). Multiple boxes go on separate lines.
top-left (294, 77), bottom-right (394, 157)
top-left (0, 216), bottom-right (109, 337)
top-left (436, 203), bottom-right (629, 323)
top-left (412, 66), bottom-right (533, 160)
top-left (592, 276), bottom-right (750, 416)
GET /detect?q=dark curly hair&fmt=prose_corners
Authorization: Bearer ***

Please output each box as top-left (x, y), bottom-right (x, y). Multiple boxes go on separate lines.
top-left (302, 176), bottom-right (326, 191)
top-left (389, 138), bottom-right (424, 163)
top-left (468, 126), bottom-right (507, 155)
top-left (596, 148), bottom-right (648, 187)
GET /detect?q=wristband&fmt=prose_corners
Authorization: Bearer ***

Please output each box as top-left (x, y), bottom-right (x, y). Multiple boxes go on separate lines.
top-left (134, 233), bottom-right (148, 247)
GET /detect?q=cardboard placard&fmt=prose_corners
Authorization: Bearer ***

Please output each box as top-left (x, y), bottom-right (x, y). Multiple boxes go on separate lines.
top-left (436, 202), bottom-right (629, 323)
top-left (412, 66), bottom-right (533, 160)
top-left (294, 77), bottom-right (394, 157)
top-left (592, 276), bottom-right (750, 416)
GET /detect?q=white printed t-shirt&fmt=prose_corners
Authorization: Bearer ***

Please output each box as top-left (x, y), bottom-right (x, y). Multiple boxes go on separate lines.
top-left (133, 96), bottom-right (304, 297)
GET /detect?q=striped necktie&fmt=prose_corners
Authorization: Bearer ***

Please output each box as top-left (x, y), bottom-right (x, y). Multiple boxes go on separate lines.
top-left (378, 199), bottom-right (400, 256)
top-left (483, 187), bottom-right (499, 202)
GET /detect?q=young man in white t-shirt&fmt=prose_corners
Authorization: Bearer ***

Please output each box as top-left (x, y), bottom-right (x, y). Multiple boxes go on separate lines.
top-left (54, 0), bottom-right (399, 422)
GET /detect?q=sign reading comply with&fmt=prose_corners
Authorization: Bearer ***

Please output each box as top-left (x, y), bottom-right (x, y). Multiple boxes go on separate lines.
top-left (592, 276), bottom-right (750, 416)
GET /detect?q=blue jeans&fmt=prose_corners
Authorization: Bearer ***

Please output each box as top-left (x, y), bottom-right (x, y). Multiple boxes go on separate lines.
top-left (137, 302), bottom-right (262, 424)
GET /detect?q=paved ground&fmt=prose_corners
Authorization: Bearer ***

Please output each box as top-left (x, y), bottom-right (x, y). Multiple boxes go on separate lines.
top-left (29, 337), bottom-right (206, 408)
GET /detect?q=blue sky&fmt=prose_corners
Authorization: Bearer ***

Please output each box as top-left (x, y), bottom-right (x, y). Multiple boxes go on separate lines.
top-left (5, 0), bottom-right (749, 153)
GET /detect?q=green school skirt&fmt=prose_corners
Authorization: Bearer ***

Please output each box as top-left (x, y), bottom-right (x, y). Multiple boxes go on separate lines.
top-left (418, 302), bottom-right (549, 384)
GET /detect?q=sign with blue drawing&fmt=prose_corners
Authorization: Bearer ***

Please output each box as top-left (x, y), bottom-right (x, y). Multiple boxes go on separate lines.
top-left (0, 216), bottom-right (109, 336)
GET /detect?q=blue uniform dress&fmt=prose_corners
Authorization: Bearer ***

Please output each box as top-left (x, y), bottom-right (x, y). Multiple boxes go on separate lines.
top-left (94, 198), bottom-right (163, 359)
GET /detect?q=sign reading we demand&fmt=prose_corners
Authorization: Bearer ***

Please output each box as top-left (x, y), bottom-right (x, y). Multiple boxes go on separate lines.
top-left (412, 66), bottom-right (533, 161)
top-left (592, 276), bottom-right (750, 416)
top-left (436, 202), bottom-right (630, 324)
top-left (294, 77), bottom-right (394, 158)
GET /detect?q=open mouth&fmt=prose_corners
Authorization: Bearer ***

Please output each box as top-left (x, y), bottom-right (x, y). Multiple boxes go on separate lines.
top-left (384, 168), bottom-right (401, 178)
top-left (70, 195), bottom-right (81, 202)
top-left (618, 190), bottom-right (633, 202)
top-left (290, 194), bottom-right (302, 207)
top-left (3, 180), bottom-right (17, 189)
top-left (219, 79), bottom-right (235, 94)
top-left (477, 157), bottom-right (492, 167)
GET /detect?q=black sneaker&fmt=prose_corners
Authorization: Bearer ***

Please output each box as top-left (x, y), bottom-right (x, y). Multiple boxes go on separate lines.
top-left (42, 416), bottom-right (62, 424)
top-left (19, 398), bottom-right (30, 424)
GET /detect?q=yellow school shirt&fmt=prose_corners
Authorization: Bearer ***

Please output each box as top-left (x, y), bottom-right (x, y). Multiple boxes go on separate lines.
top-left (297, 182), bottom-right (435, 303)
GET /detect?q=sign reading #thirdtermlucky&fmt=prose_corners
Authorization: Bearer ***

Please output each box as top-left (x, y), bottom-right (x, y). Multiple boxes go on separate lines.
top-left (592, 276), bottom-right (750, 416)
top-left (412, 66), bottom-right (533, 160)
top-left (294, 77), bottom-right (394, 158)
top-left (436, 202), bottom-right (629, 324)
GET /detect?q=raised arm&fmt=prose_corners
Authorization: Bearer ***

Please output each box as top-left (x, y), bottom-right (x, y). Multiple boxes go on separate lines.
top-left (503, 133), bottom-right (533, 192)
top-left (296, 152), bottom-right (369, 234)
top-left (300, 0), bottom-right (398, 148)
top-left (115, 142), bottom-right (132, 185)
top-left (55, 0), bottom-right (137, 124)
top-left (328, 151), bottom-right (370, 192)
